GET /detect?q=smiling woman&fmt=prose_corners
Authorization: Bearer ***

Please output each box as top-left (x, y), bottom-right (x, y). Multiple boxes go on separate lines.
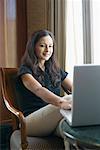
top-left (16, 29), bottom-right (72, 139)
top-left (35, 35), bottom-right (54, 67)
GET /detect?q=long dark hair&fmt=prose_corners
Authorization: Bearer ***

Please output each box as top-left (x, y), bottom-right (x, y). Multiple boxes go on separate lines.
top-left (21, 29), bottom-right (60, 86)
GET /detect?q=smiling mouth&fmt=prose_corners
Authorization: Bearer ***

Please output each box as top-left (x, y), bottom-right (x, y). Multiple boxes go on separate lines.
top-left (43, 53), bottom-right (50, 57)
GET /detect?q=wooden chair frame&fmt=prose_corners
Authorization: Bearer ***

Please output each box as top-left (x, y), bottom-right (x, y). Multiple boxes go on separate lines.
top-left (1, 68), bottom-right (28, 149)
top-left (1, 67), bottom-right (64, 150)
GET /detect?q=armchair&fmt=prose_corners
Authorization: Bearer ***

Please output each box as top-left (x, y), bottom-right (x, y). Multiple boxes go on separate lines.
top-left (1, 67), bottom-right (64, 150)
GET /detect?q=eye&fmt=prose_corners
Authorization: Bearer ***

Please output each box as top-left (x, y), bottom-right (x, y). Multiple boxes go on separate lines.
top-left (49, 45), bottom-right (53, 48)
top-left (40, 44), bottom-right (45, 47)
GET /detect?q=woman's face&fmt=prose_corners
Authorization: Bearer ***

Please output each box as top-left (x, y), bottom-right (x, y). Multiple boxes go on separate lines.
top-left (35, 35), bottom-right (53, 62)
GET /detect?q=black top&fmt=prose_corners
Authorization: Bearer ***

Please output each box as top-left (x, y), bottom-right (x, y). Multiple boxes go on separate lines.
top-left (16, 65), bottom-right (68, 116)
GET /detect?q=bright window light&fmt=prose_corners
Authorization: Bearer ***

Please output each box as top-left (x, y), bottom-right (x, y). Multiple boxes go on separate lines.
top-left (65, 0), bottom-right (83, 80)
top-left (92, 0), bottom-right (100, 64)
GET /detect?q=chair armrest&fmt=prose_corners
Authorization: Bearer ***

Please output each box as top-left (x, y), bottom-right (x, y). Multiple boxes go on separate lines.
top-left (2, 94), bottom-right (28, 149)
top-left (1, 67), bottom-right (28, 149)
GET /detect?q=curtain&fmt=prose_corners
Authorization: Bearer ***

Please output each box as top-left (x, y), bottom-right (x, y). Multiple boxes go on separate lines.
top-left (47, 0), bottom-right (67, 70)
top-left (0, 0), bottom-right (17, 67)
top-left (65, 0), bottom-right (83, 79)
top-left (54, 0), bottom-right (67, 70)
top-left (0, 0), bottom-right (6, 67)
top-left (82, 0), bottom-right (92, 63)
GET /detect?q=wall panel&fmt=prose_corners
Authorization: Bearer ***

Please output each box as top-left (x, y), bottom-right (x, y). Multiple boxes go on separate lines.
top-left (27, 0), bottom-right (48, 38)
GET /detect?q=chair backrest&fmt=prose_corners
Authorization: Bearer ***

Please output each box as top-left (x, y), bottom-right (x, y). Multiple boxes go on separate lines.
top-left (1, 68), bottom-right (20, 130)
top-left (1, 68), bottom-right (18, 106)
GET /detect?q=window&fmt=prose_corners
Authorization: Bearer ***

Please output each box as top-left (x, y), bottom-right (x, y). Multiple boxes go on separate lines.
top-left (65, 0), bottom-right (100, 80)
top-left (92, 0), bottom-right (100, 64)
top-left (65, 0), bottom-right (83, 79)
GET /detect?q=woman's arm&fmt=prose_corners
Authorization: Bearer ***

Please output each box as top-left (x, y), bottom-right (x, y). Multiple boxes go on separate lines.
top-left (61, 77), bottom-right (73, 94)
top-left (21, 73), bottom-right (71, 110)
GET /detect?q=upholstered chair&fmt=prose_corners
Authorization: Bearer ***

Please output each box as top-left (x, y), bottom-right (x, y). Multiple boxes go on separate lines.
top-left (1, 68), bottom-right (64, 150)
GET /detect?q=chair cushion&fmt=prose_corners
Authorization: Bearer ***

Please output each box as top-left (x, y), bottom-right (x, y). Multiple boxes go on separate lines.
top-left (10, 130), bottom-right (64, 150)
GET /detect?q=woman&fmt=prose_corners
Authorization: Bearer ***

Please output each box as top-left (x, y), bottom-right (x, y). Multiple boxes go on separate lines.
top-left (16, 29), bottom-right (72, 137)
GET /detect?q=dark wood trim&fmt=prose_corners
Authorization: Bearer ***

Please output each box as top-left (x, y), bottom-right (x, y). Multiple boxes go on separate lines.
top-left (16, 0), bottom-right (27, 66)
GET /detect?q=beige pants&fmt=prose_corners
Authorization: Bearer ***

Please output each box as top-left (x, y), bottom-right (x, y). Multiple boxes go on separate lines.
top-left (25, 104), bottom-right (64, 137)
top-left (11, 98), bottom-right (71, 150)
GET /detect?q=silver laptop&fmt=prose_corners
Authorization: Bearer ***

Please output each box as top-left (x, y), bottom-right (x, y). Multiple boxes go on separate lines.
top-left (60, 64), bottom-right (100, 127)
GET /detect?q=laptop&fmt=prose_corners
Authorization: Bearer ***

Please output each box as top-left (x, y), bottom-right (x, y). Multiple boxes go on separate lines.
top-left (60, 64), bottom-right (100, 127)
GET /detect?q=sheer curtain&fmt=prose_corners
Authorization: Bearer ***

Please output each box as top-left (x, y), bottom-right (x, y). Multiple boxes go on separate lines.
top-left (48, 0), bottom-right (84, 80)
top-left (91, 0), bottom-right (100, 64)
top-left (53, 0), bottom-right (100, 80)
top-left (65, 0), bottom-right (83, 80)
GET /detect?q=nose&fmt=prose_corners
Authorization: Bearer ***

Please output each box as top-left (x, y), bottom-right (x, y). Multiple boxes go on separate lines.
top-left (45, 45), bottom-right (49, 51)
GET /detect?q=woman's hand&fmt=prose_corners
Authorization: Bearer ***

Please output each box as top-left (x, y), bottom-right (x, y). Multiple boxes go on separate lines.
top-left (60, 95), bottom-right (72, 110)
